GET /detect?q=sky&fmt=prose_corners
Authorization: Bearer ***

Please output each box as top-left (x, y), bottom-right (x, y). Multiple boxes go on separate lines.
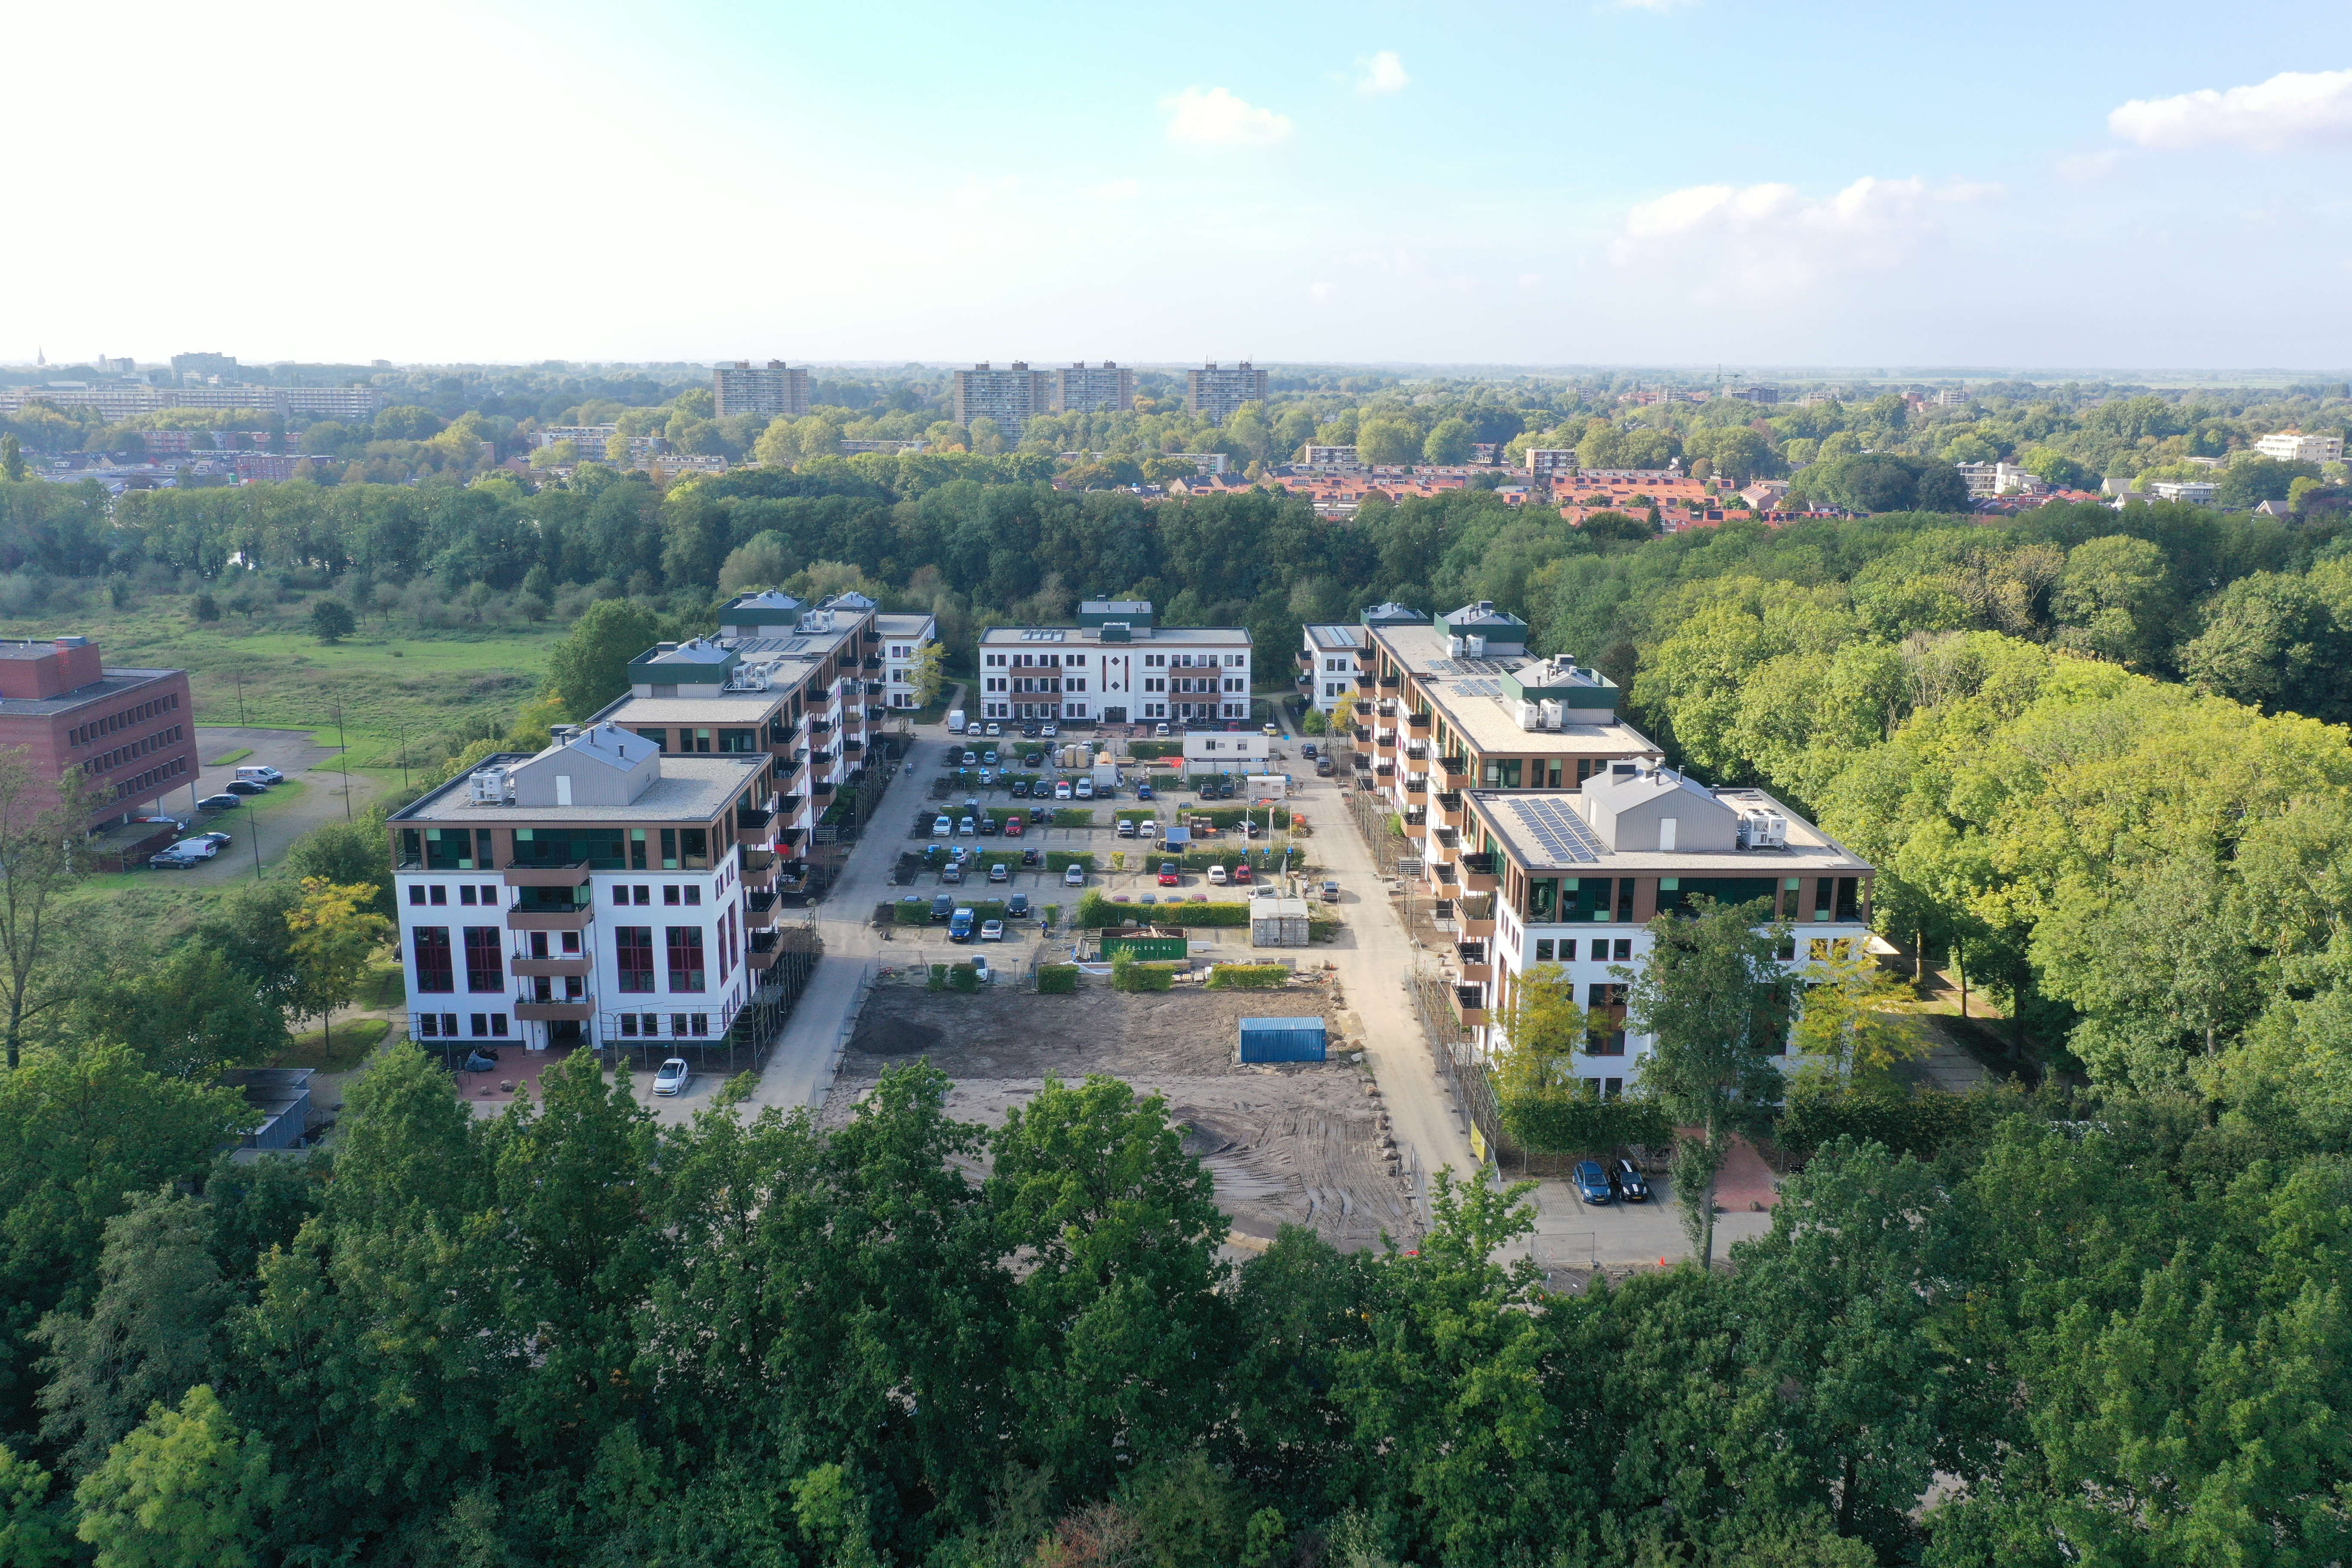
top-left (8, 0), bottom-right (2350, 372)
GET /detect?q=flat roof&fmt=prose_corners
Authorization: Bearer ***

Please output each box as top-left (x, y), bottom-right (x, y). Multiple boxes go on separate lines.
top-left (980, 625), bottom-right (1249, 646)
top-left (1467, 788), bottom-right (1870, 875)
top-left (0, 667), bottom-right (181, 719)
top-left (595, 692), bottom-right (787, 725)
top-left (392, 753), bottom-right (763, 825)
top-left (1371, 624), bottom-right (1651, 757)
top-left (1304, 624), bottom-right (1364, 650)
top-left (874, 612), bottom-right (935, 637)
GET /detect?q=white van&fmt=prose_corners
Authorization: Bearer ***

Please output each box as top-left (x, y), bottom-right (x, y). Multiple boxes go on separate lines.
top-left (234, 766), bottom-right (284, 787)
top-left (947, 710), bottom-right (968, 734)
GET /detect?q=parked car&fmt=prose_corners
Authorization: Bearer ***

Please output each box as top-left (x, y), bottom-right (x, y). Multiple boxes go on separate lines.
top-left (1207, 864), bottom-right (1229, 885)
top-left (1116, 819), bottom-right (1137, 837)
top-left (1006, 893), bottom-right (1031, 917)
top-left (941, 864), bottom-right (963, 884)
top-left (1611, 1159), bottom-right (1650, 1202)
top-left (1262, 723), bottom-right (1279, 737)
top-left (1074, 778), bottom-right (1094, 799)
top-left (225, 779), bottom-right (268, 796)
top-left (197, 831), bottom-right (233, 849)
top-left (930, 894), bottom-right (955, 922)
top-left (1321, 879), bottom-right (1341, 903)
top-left (980, 919), bottom-right (1004, 942)
top-left (949, 844), bottom-right (969, 863)
top-left (195, 793), bottom-right (242, 812)
top-left (1573, 1161), bottom-right (1614, 1205)
top-left (1231, 863), bottom-right (1252, 884)
top-left (984, 722), bottom-right (1001, 737)
top-left (949, 907), bottom-right (976, 942)
top-left (1225, 720), bottom-right (1243, 732)
top-left (969, 954), bottom-right (991, 984)
top-left (988, 861), bottom-right (1008, 882)
top-left (1041, 723), bottom-right (1059, 738)
top-left (1004, 815), bottom-right (1024, 837)
top-left (1302, 742), bottom-right (1317, 759)
top-left (958, 815), bottom-right (976, 835)
top-left (1009, 778), bottom-right (1029, 797)
top-left (653, 1058), bottom-right (691, 1096)
top-left (1053, 780), bottom-right (1073, 799)
top-left (983, 749), bottom-right (999, 766)
top-left (1154, 723), bottom-right (1170, 737)
top-left (978, 815), bottom-right (1000, 835)
top-left (1136, 783), bottom-right (1155, 800)
top-left (1021, 722), bottom-right (1041, 738)
top-left (234, 766), bottom-right (285, 787)
top-left (933, 815), bottom-right (953, 836)
top-left (1063, 864), bottom-right (1086, 886)
top-left (1317, 758), bottom-right (1334, 776)
top-left (1158, 861), bottom-right (1182, 886)
top-left (962, 749), bottom-right (977, 766)
top-left (1021, 847), bottom-right (1041, 866)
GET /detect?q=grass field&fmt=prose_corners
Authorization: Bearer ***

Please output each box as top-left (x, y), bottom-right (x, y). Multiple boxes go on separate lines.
top-left (273, 1017), bottom-right (390, 1072)
top-left (0, 594), bottom-right (563, 766)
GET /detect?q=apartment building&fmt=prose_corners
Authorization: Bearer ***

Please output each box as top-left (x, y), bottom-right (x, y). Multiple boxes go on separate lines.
top-left (1354, 603), bottom-right (1660, 895)
top-left (388, 723), bottom-right (783, 1055)
top-left (1958, 461), bottom-right (2046, 499)
top-left (1053, 362), bottom-right (1134, 413)
top-left (534, 424), bottom-right (619, 453)
top-left (1299, 445), bottom-right (1359, 468)
top-left (1522, 449), bottom-right (1578, 475)
top-left (2255, 429), bottom-right (2345, 464)
top-left (977, 600), bottom-right (1250, 727)
top-left (1298, 623), bottom-right (1368, 715)
top-left (0, 384), bottom-right (383, 421)
top-left (713, 361), bottom-right (812, 420)
top-left (876, 612), bottom-right (938, 709)
top-left (953, 363), bottom-right (1054, 441)
top-left (0, 635), bottom-right (197, 831)
top-left (586, 591), bottom-right (885, 848)
top-left (2151, 480), bottom-right (2219, 506)
top-left (1450, 770), bottom-right (1874, 1087)
top-left (1185, 362), bottom-right (1268, 421)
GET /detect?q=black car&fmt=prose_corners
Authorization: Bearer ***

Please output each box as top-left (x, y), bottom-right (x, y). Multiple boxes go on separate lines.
top-left (930, 894), bottom-right (955, 922)
top-left (1021, 723), bottom-right (1041, 738)
top-left (1009, 779), bottom-right (1029, 798)
top-left (1006, 893), bottom-right (1031, 918)
top-left (195, 793), bottom-right (242, 812)
top-left (1611, 1158), bottom-right (1650, 1202)
top-left (225, 779), bottom-right (268, 796)
top-left (1020, 848), bottom-right (1041, 867)
top-left (978, 815), bottom-right (1000, 836)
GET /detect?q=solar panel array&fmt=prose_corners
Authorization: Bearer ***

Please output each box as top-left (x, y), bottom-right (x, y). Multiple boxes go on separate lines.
top-left (1422, 657), bottom-right (1521, 676)
top-left (1453, 677), bottom-right (1504, 697)
top-left (1504, 797), bottom-right (1604, 864)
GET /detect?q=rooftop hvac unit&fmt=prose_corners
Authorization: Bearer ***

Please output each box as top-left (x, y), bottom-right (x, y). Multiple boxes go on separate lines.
top-left (1516, 699), bottom-right (1544, 732)
top-left (468, 765), bottom-right (511, 804)
top-left (1539, 698), bottom-right (1565, 729)
top-left (1464, 634), bottom-right (1487, 657)
top-left (730, 665), bottom-right (771, 692)
top-left (1447, 635), bottom-right (1466, 656)
top-left (1735, 807), bottom-right (1788, 850)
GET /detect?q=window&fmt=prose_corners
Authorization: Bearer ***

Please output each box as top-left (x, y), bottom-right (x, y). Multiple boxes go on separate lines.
top-left (1558, 940), bottom-right (1577, 962)
top-left (1584, 983), bottom-right (1628, 1055)
top-left (666, 927), bottom-right (706, 992)
top-left (616, 926), bottom-right (655, 992)
top-left (412, 927), bottom-right (454, 993)
top-left (1534, 939), bottom-right (1553, 962)
top-left (468, 1013), bottom-right (509, 1038)
top-left (1613, 938), bottom-right (1632, 962)
top-left (635, 727), bottom-right (667, 750)
top-left (463, 928), bottom-right (502, 993)
top-left (428, 885), bottom-right (447, 906)
top-left (408, 885), bottom-right (425, 906)
top-left (612, 884), bottom-right (633, 906)
top-left (416, 1011), bottom-right (461, 1038)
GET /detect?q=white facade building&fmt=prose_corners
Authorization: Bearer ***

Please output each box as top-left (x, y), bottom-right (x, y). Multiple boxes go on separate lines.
top-left (1300, 623), bottom-right (1367, 715)
top-left (876, 612), bottom-right (938, 710)
top-left (2255, 429), bottom-right (2345, 464)
top-left (977, 600), bottom-right (1251, 726)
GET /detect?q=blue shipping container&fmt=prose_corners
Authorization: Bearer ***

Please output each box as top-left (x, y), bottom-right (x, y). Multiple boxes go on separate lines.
top-left (1239, 1016), bottom-right (1327, 1063)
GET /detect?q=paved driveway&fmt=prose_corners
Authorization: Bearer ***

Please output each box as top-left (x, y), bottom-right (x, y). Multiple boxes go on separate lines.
top-left (137, 726), bottom-right (372, 885)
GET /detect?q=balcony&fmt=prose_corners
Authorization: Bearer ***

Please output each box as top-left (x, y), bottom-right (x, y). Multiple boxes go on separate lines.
top-left (515, 999), bottom-right (595, 1023)
top-left (1439, 754), bottom-right (1468, 777)
top-left (508, 905), bottom-right (592, 932)
top-left (862, 656), bottom-right (882, 671)
top-left (811, 780), bottom-right (835, 797)
top-left (1374, 762), bottom-right (1396, 780)
top-left (1378, 672), bottom-right (1400, 689)
top-left (745, 889), bottom-right (779, 927)
top-left (741, 854), bottom-right (778, 889)
top-left (1407, 711), bottom-right (1432, 734)
top-left (510, 954), bottom-right (593, 978)
top-left (808, 719), bottom-right (833, 737)
top-left (1462, 851), bottom-right (1499, 892)
top-left (842, 739), bottom-right (864, 756)
top-left (1432, 826), bottom-right (1458, 850)
top-left (1375, 733), bottom-right (1396, 753)
top-left (503, 860), bottom-right (590, 888)
top-left (1354, 673), bottom-right (1374, 690)
top-left (864, 627), bottom-right (881, 641)
top-left (1457, 940), bottom-right (1490, 982)
top-left (1457, 893), bottom-right (1497, 939)
top-left (1404, 773), bottom-right (1428, 796)
top-left (1404, 743), bottom-right (1429, 762)
top-left (1403, 808), bottom-right (1427, 837)
top-left (1295, 648), bottom-right (1313, 665)
top-left (747, 931), bottom-right (781, 970)
top-left (1353, 701), bottom-right (1373, 718)
top-left (1450, 984), bottom-right (1487, 1028)
top-left (1436, 791), bottom-right (1464, 823)
top-left (1433, 861), bottom-right (1458, 887)
top-left (737, 812), bottom-right (773, 847)
top-left (1377, 701), bottom-right (1397, 719)
top-left (774, 796), bottom-right (803, 818)
top-left (1352, 726), bottom-right (1371, 744)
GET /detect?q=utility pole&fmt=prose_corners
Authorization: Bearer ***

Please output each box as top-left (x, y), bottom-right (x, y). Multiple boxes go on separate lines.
top-left (335, 704), bottom-right (351, 821)
top-left (397, 727), bottom-right (409, 790)
top-left (233, 671), bottom-right (247, 727)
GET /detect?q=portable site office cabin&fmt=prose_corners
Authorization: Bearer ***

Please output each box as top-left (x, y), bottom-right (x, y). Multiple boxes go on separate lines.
top-left (1250, 896), bottom-right (1310, 947)
top-left (1238, 1016), bottom-right (1327, 1063)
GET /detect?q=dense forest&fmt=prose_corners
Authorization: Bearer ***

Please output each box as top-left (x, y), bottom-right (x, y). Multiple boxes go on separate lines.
top-left (6, 368), bottom-right (2352, 1562)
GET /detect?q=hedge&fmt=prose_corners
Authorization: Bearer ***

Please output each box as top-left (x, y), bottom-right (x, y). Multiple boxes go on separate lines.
top-left (1043, 851), bottom-right (1097, 873)
top-left (1125, 740), bottom-right (1183, 759)
top-left (1035, 964), bottom-right (1079, 994)
top-left (1112, 808), bottom-right (1157, 823)
top-left (1205, 964), bottom-right (1289, 989)
top-left (1051, 809), bottom-right (1096, 827)
top-left (1775, 1080), bottom-right (2003, 1161)
top-left (1109, 952), bottom-right (1177, 992)
top-left (1498, 1090), bottom-right (1674, 1158)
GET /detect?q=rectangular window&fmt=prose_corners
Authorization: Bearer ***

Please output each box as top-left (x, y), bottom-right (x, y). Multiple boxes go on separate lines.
top-left (616, 926), bottom-right (655, 993)
top-left (408, 885), bottom-right (425, 906)
top-left (664, 885), bottom-right (681, 906)
top-left (1534, 939), bottom-right (1553, 962)
top-left (680, 828), bottom-right (708, 869)
top-left (631, 829), bottom-right (648, 871)
top-left (417, 1013), bottom-right (441, 1037)
top-left (462, 927), bottom-right (502, 993)
top-left (666, 926), bottom-right (706, 992)
top-left (1613, 938), bottom-right (1632, 962)
top-left (459, 885), bottom-right (477, 906)
top-left (613, 884), bottom-right (632, 906)
top-left (636, 727), bottom-right (667, 750)
top-left (429, 885), bottom-right (447, 906)
top-left (412, 926), bottom-right (454, 993)
top-left (1558, 940), bottom-right (1577, 962)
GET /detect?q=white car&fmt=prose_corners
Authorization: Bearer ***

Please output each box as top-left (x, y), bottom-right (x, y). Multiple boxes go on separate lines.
top-left (653, 1057), bottom-right (690, 1096)
top-left (984, 722), bottom-right (1002, 736)
top-left (1074, 778), bottom-right (1094, 799)
top-left (1053, 781), bottom-right (1073, 799)
top-left (150, 836), bottom-right (223, 867)
top-left (933, 815), bottom-right (953, 836)
top-left (1207, 864), bottom-right (1229, 885)
top-left (1155, 723), bottom-right (1170, 737)
top-left (980, 919), bottom-right (1004, 942)
top-left (1041, 723), bottom-right (1059, 738)
top-left (1063, 864), bottom-right (1086, 886)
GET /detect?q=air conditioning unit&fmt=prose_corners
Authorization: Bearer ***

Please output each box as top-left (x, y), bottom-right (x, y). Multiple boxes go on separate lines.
top-left (1447, 635), bottom-right (1466, 656)
top-left (1539, 699), bottom-right (1565, 730)
top-left (468, 765), bottom-right (511, 804)
top-left (1736, 807), bottom-right (1787, 849)
top-left (1516, 699), bottom-right (1544, 732)
top-left (1464, 634), bottom-right (1487, 657)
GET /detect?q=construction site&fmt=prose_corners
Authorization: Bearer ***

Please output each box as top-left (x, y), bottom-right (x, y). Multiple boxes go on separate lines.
top-left (817, 980), bottom-right (1426, 1252)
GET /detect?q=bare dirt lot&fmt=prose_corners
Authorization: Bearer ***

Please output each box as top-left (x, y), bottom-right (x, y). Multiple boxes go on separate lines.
top-left (819, 984), bottom-right (1419, 1251)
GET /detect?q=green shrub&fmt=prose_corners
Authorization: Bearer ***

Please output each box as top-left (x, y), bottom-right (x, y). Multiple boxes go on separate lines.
top-left (926, 963), bottom-right (949, 991)
top-left (1075, 890), bottom-right (1120, 928)
top-left (1051, 809), bottom-right (1095, 828)
top-left (1775, 1079), bottom-right (2000, 1161)
top-left (894, 900), bottom-right (933, 926)
top-left (1110, 951), bottom-right (1177, 992)
top-left (1043, 851), bottom-right (1097, 873)
top-left (1499, 1088), bottom-right (1674, 1157)
top-left (1113, 808), bottom-right (1157, 823)
top-left (1155, 902), bottom-right (1254, 928)
top-left (1205, 964), bottom-right (1289, 989)
top-left (1035, 964), bottom-right (1079, 994)
top-left (948, 962), bottom-right (980, 993)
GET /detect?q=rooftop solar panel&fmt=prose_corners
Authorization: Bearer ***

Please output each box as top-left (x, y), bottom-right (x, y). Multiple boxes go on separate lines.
top-left (1503, 797), bottom-right (1604, 865)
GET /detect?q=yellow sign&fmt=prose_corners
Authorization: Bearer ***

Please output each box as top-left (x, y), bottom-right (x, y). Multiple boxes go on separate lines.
top-left (1469, 1124), bottom-right (1487, 1162)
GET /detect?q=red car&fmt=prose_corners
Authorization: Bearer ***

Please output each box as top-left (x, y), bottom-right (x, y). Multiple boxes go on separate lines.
top-left (1232, 863), bottom-right (1253, 883)
top-left (1003, 814), bottom-right (1024, 837)
top-left (1158, 861), bottom-right (1181, 885)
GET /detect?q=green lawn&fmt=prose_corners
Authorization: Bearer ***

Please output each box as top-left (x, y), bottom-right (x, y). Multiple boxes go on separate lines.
top-left (0, 595), bottom-right (563, 764)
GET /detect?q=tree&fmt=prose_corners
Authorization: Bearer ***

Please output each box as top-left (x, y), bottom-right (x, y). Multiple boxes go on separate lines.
top-left (2216, 454), bottom-right (2319, 508)
top-left (1356, 419), bottom-right (1419, 467)
top-left (545, 598), bottom-right (668, 720)
top-left (73, 1386), bottom-right (285, 1568)
top-left (1299, 706), bottom-right (1327, 736)
top-left (69, 945), bottom-right (287, 1081)
top-left (306, 599), bottom-right (355, 644)
top-left (1623, 897), bottom-right (1796, 1268)
top-left (1915, 463), bottom-right (1970, 512)
top-left (33, 1190), bottom-right (232, 1479)
top-left (189, 594), bottom-right (219, 623)
top-left (1, 437), bottom-right (23, 484)
top-left (913, 640), bottom-right (947, 708)
top-left (1790, 947), bottom-right (1924, 1084)
top-left (1421, 419), bottom-right (1474, 466)
top-left (284, 878), bottom-right (392, 1051)
top-left (0, 753), bottom-right (104, 1071)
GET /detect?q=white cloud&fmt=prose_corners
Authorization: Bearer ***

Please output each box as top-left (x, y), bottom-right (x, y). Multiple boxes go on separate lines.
top-left (1611, 175), bottom-right (1998, 297)
top-left (1161, 86), bottom-right (1293, 147)
top-left (2110, 67), bottom-right (2352, 152)
top-left (2055, 148), bottom-right (2127, 181)
top-left (1085, 178), bottom-right (1140, 200)
top-left (1613, 0), bottom-right (1700, 12)
top-left (1355, 50), bottom-right (1409, 95)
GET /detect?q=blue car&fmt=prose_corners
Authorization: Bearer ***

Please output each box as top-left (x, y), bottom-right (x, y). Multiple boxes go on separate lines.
top-left (1573, 1160), bottom-right (1613, 1205)
top-left (1136, 783), bottom-right (1155, 800)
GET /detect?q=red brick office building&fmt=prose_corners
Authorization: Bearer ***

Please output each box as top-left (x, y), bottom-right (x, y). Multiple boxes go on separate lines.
top-left (0, 636), bottom-right (198, 830)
